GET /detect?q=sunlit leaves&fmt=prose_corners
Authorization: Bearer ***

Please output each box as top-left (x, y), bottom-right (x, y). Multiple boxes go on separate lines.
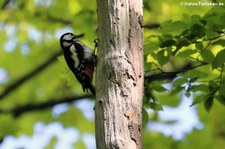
top-left (144, 36), bottom-right (160, 53)
top-left (212, 39), bottom-right (225, 47)
top-left (205, 29), bottom-right (221, 39)
top-left (212, 49), bottom-right (225, 69)
top-left (156, 49), bottom-right (172, 65)
top-left (176, 49), bottom-right (197, 57)
top-left (185, 69), bottom-right (208, 79)
top-left (144, 6), bottom-right (225, 112)
top-left (160, 20), bottom-right (188, 36)
top-left (200, 50), bottom-right (214, 63)
top-left (203, 7), bottom-right (225, 31)
top-left (176, 38), bottom-right (190, 49)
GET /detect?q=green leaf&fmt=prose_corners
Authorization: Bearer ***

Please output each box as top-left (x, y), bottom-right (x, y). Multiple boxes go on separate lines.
top-left (190, 94), bottom-right (205, 107)
top-left (176, 49), bottom-right (197, 57)
top-left (170, 86), bottom-right (184, 96)
top-left (195, 43), bottom-right (204, 50)
top-left (144, 86), bottom-right (152, 101)
top-left (212, 49), bottom-right (225, 69)
top-left (204, 95), bottom-right (214, 112)
top-left (142, 108), bottom-right (149, 127)
top-left (161, 20), bottom-right (188, 36)
top-left (212, 39), bottom-right (225, 47)
top-left (184, 69), bottom-right (208, 79)
top-left (148, 98), bottom-right (163, 111)
top-left (216, 96), bottom-right (225, 106)
top-left (144, 62), bottom-right (153, 72)
top-left (191, 24), bottom-right (205, 38)
top-left (191, 84), bottom-right (209, 92)
top-left (156, 49), bottom-right (171, 65)
top-left (200, 50), bottom-right (215, 63)
top-left (173, 78), bottom-right (186, 87)
top-left (160, 39), bottom-right (176, 48)
top-left (203, 7), bottom-right (225, 31)
top-left (187, 24), bottom-right (205, 41)
top-left (151, 85), bottom-right (168, 92)
top-left (144, 36), bottom-right (160, 53)
top-left (176, 38), bottom-right (190, 49)
top-left (191, 15), bottom-right (202, 25)
top-left (205, 29), bottom-right (220, 39)
top-left (209, 80), bottom-right (219, 94)
top-left (219, 81), bottom-right (225, 98)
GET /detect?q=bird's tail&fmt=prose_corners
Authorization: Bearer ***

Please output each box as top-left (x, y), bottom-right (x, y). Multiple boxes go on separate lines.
top-left (88, 84), bottom-right (96, 96)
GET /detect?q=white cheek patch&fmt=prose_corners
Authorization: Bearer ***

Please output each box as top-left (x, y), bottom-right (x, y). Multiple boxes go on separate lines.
top-left (63, 41), bottom-right (71, 47)
top-left (63, 34), bottom-right (73, 40)
top-left (69, 45), bottom-right (79, 67)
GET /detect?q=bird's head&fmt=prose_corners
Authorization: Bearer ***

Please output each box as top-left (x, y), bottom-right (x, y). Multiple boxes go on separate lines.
top-left (60, 32), bottom-right (84, 49)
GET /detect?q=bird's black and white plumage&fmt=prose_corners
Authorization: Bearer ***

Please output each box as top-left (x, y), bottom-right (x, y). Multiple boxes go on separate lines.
top-left (60, 32), bottom-right (96, 96)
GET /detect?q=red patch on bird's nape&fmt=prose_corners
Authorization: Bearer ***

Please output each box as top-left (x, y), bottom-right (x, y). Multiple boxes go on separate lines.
top-left (84, 67), bottom-right (93, 81)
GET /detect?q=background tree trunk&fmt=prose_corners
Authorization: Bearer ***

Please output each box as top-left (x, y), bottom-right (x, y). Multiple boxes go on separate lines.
top-left (95, 0), bottom-right (143, 148)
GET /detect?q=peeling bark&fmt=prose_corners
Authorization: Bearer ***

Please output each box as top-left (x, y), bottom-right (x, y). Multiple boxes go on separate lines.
top-left (95, 0), bottom-right (143, 148)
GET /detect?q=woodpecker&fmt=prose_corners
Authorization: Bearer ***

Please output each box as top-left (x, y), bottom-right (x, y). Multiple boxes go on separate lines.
top-left (60, 32), bottom-right (96, 96)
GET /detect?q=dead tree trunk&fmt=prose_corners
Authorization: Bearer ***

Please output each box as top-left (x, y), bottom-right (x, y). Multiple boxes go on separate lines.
top-left (95, 0), bottom-right (143, 148)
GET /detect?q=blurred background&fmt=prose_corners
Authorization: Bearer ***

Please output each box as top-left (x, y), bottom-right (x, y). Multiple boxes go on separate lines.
top-left (0, 0), bottom-right (225, 149)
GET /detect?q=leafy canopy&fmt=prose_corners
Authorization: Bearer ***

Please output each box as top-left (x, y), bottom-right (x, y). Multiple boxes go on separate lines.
top-left (144, 7), bottom-right (225, 112)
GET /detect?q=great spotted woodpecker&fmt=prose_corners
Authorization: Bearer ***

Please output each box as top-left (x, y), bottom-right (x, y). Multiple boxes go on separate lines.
top-left (60, 32), bottom-right (96, 96)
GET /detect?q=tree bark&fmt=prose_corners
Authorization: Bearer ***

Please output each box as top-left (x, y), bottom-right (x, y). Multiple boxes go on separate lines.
top-left (95, 0), bottom-right (143, 148)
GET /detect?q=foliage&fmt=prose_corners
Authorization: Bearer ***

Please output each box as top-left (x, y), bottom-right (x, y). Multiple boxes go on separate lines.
top-left (144, 6), bottom-right (225, 112)
top-left (142, 2), bottom-right (225, 148)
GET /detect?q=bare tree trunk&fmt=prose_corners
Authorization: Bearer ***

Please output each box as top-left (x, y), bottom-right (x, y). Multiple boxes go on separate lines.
top-left (95, 0), bottom-right (143, 148)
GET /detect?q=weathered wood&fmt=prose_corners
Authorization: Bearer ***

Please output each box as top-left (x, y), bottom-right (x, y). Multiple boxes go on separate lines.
top-left (95, 0), bottom-right (143, 148)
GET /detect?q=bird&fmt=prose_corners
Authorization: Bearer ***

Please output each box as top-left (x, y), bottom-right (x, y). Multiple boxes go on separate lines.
top-left (60, 32), bottom-right (97, 96)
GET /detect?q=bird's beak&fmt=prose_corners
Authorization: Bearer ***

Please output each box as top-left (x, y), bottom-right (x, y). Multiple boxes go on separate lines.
top-left (75, 34), bottom-right (85, 39)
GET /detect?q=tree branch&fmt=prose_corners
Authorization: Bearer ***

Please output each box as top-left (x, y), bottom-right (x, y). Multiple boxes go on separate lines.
top-left (142, 23), bottom-right (160, 29)
top-left (0, 51), bottom-right (62, 100)
top-left (145, 63), bottom-right (208, 83)
top-left (0, 94), bottom-right (93, 117)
